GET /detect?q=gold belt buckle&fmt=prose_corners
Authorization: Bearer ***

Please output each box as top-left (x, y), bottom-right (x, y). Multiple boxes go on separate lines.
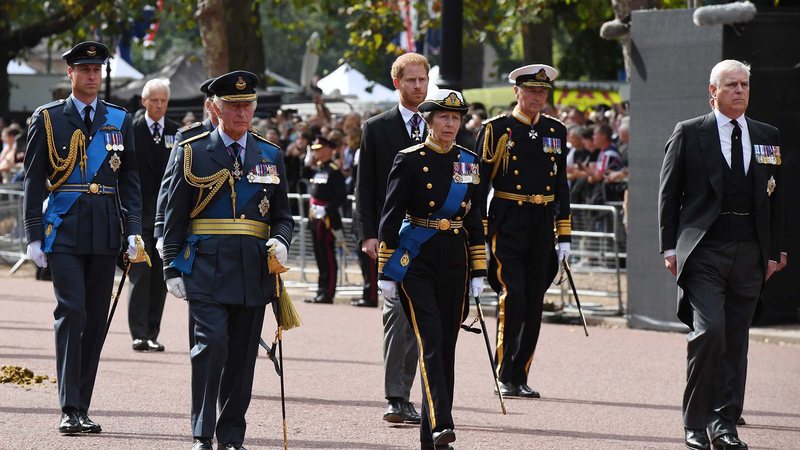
top-left (89, 183), bottom-right (100, 194)
top-left (437, 218), bottom-right (451, 231)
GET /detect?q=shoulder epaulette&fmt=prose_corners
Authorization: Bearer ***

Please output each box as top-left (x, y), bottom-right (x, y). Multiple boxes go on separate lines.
top-left (250, 130), bottom-right (281, 149)
top-left (328, 161), bottom-right (339, 170)
top-left (482, 114), bottom-right (508, 125)
top-left (400, 143), bottom-right (425, 154)
top-left (541, 113), bottom-right (566, 127)
top-left (101, 100), bottom-right (127, 112)
top-left (178, 130), bottom-right (210, 146)
top-left (455, 144), bottom-right (479, 158)
top-left (35, 99), bottom-right (66, 114)
top-left (179, 122), bottom-right (202, 133)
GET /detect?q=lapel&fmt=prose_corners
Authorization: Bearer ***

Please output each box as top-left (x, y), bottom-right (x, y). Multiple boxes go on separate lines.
top-left (90, 100), bottom-right (107, 137)
top-left (208, 129), bottom-right (233, 171)
top-left (696, 112), bottom-right (724, 201)
top-left (63, 98), bottom-right (87, 134)
top-left (242, 132), bottom-right (260, 176)
top-left (746, 117), bottom-right (769, 212)
top-left (136, 118), bottom-right (159, 175)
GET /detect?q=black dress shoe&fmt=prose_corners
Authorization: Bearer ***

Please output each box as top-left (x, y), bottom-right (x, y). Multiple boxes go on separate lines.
top-left (147, 339), bottom-right (165, 352)
top-left (421, 445), bottom-right (454, 450)
top-left (432, 429), bottom-right (456, 446)
top-left (192, 438), bottom-right (213, 450)
top-left (736, 416), bottom-right (746, 426)
top-left (518, 383), bottom-right (541, 398)
top-left (711, 434), bottom-right (748, 450)
top-left (685, 428), bottom-right (710, 450)
top-left (495, 381), bottom-right (519, 397)
top-left (217, 444), bottom-right (246, 450)
top-left (304, 294), bottom-right (333, 304)
top-left (383, 399), bottom-right (403, 423)
top-left (402, 401), bottom-right (421, 424)
top-left (77, 410), bottom-right (101, 433)
top-left (352, 298), bottom-right (378, 307)
top-left (132, 338), bottom-right (149, 351)
top-left (58, 409), bottom-right (80, 434)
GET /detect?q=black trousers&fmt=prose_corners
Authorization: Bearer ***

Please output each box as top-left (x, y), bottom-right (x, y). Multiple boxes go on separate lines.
top-left (399, 232), bottom-right (468, 445)
top-left (311, 219), bottom-right (337, 300)
top-left (489, 206), bottom-right (557, 386)
top-left (189, 300), bottom-right (266, 445)
top-left (357, 243), bottom-right (378, 303)
top-left (127, 232), bottom-right (167, 340)
top-left (49, 252), bottom-right (117, 412)
top-left (681, 239), bottom-right (762, 440)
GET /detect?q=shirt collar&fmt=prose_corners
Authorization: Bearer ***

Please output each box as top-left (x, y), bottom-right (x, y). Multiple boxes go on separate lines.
top-left (70, 95), bottom-right (97, 114)
top-left (145, 113), bottom-right (165, 131)
top-left (218, 128), bottom-right (248, 150)
top-left (398, 103), bottom-right (422, 125)
top-left (511, 105), bottom-right (540, 126)
top-left (714, 108), bottom-right (746, 129)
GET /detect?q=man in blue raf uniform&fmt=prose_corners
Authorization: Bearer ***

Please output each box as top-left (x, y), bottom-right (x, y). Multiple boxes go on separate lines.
top-left (161, 70), bottom-right (294, 450)
top-left (23, 41), bottom-right (144, 435)
top-left (304, 136), bottom-right (346, 304)
top-left (476, 64), bottom-right (571, 399)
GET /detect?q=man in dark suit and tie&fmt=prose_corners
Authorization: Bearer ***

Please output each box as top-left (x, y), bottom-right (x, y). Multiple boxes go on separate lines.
top-left (23, 41), bottom-right (145, 435)
top-left (128, 78), bottom-right (180, 352)
top-left (659, 59), bottom-right (784, 450)
top-left (355, 52), bottom-right (428, 424)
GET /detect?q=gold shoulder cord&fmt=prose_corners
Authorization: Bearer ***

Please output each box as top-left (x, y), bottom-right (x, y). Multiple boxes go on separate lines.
top-left (182, 143), bottom-right (236, 218)
top-left (43, 109), bottom-right (84, 191)
top-left (481, 123), bottom-right (510, 181)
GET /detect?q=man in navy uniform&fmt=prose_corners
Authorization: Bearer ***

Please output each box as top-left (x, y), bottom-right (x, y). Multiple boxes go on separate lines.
top-left (304, 136), bottom-right (346, 304)
top-left (476, 64), bottom-right (571, 399)
top-left (161, 70), bottom-right (293, 450)
top-left (128, 78), bottom-right (180, 352)
top-left (23, 41), bottom-right (144, 434)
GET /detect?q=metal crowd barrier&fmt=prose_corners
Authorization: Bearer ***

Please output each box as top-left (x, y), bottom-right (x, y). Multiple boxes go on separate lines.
top-left (0, 185), bottom-right (28, 273)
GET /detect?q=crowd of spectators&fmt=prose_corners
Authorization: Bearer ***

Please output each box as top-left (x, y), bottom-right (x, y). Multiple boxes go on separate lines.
top-left (0, 119), bottom-right (26, 184)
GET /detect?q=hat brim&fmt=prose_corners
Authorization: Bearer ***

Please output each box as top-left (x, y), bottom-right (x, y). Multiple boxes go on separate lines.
top-left (68, 57), bottom-right (108, 65)
top-left (518, 81), bottom-right (552, 89)
top-left (310, 144), bottom-right (325, 150)
top-left (418, 100), bottom-right (469, 113)
top-left (219, 94), bottom-right (258, 102)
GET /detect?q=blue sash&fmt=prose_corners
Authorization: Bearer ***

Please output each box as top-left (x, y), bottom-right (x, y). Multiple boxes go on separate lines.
top-left (171, 139), bottom-right (279, 274)
top-left (42, 106), bottom-right (125, 252)
top-left (383, 148), bottom-right (476, 281)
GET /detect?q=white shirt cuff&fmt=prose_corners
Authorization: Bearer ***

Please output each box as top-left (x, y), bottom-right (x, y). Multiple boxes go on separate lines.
top-left (663, 249), bottom-right (676, 258)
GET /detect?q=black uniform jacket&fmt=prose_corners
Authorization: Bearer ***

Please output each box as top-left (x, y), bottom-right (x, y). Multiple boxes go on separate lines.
top-left (309, 159), bottom-right (346, 230)
top-left (476, 108), bottom-right (571, 243)
top-left (659, 112), bottom-right (783, 326)
top-left (132, 114), bottom-right (180, 234)
top-left (23, 97), bottom-right (142, 255)
top-left (162, 128), bottom-right (294, 306)
top-left (377, 140), bottom-right (486, 280)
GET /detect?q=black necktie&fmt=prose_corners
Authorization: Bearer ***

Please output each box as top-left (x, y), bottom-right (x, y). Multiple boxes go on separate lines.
top-left (83, 105), bottom-right (93, 133)
top-left (730, 120), bottom-right (744, 177)
top-left (152, 122), bottom-right (161, 144)
top-left (410, 114), bottom-right (422, 142)
top-left (228, 142), bottom-right (243, 179)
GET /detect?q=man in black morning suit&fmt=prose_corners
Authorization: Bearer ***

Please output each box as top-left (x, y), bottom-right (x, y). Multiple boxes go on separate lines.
top-left (128, 78), bottom-right (180, 352)
top-left (162, 71), bottom-right (293, 450)
top-left (23, 41), bottom-right (144, 435)
top-left (356, 52), bottom-right (429, 424)
top-left (659, 60), bottom-right (784, 450)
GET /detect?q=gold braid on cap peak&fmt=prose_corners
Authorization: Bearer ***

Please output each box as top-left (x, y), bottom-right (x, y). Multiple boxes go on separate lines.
top-left (182, 143), bottom-right (235, 218)
top-left (43, 109), bottom-right (83, 190)
top-left (481, 122), bottom-right (510, 181)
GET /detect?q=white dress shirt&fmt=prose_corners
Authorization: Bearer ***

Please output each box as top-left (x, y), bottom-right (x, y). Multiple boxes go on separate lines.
top-left (398, 104), bottom-right (425, 139)
top-left (714, 108), bottom-right (751, 176)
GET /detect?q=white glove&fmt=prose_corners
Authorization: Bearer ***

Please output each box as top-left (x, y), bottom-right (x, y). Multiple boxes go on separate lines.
top-left (27, 240), bottom-right (47, 268)
top-left (166, 277), bottom-right (186, 299)
top-left (378, 280), bottom-right (398, 300)
top-left (558, 242), bottom-right (571, 263)
top-left (127, 235), bottom-right (138, 259)
top-left (312, 204), bottom-right (326, 219)
top-left (266, 238), bottom-right (288, 266)
top-left (156, 237), bottom-right (165, 259)
top-left (470, 277), bottom-right (485, 299)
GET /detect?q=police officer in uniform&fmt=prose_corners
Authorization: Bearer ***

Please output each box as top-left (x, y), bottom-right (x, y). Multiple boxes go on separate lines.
top-left (154, 77), bottom-right (217, 349)
top-left (304, 136), bottom-right (346, 304)
top-left (161, 71), bottom-right (293, 450)
top-left (23, 41), bottom-right (144, 434)
top-left (476, 64), bottom-right (571, 399)
top-left (378, 89), bottom-right (486, 450)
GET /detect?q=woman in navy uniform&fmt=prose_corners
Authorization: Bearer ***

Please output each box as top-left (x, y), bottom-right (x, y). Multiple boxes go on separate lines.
top-left (161, 71), bottom-right (294, 450)
top-left (378, 89), bottom-right (486, 450)
top-left (23, 41), bottom-right (144, 435)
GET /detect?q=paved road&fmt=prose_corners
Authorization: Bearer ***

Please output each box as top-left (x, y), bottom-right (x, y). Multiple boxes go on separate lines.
top-left (1, 274), bottom-right (799, 449)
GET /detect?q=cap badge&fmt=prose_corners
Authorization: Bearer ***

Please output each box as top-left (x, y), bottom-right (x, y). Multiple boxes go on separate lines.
top-left (443, 92), bottom-right (463, 107)
top-left (535, 69), bottom-right (548, 81)
top-left (86, 46), bottom-right (97, 57)
top-left (235, 77), bottom-right (247, 91)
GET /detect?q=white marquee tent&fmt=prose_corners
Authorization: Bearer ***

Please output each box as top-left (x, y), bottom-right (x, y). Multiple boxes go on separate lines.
top-left (316, 63), bottom-right (396, 103)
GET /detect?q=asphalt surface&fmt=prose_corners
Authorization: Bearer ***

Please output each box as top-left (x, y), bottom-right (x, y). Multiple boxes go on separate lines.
top-left (1, 272), bottom-right (799, 449)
